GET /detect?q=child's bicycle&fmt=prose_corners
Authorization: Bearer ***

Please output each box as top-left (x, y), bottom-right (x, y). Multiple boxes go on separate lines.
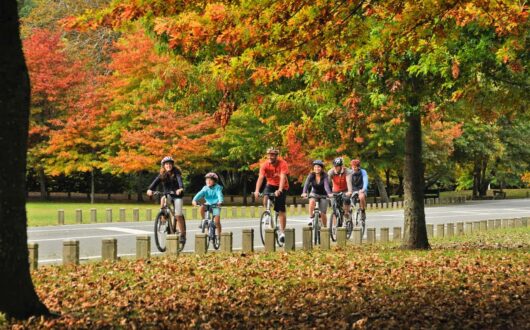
top-left (258, 192), bottom-right (284, 248)
top-left (351, 192), bottom-right (365, 238)
top-left (198, 203), bottom-right (221, 250)
top-left (153, 191), bottom-right (185, 252)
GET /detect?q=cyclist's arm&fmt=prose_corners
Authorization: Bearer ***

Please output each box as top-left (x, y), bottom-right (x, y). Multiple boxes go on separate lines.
top-left (362, 169), bottom-right (369, 192)
top-left (346, 172), bottom-right (353, 194)
top-left (278, 173), bottom-right (287, 192)
top-left (323, 176), bottom-right (332, 195)
top-left (147, 175), bottom-right (160, 191)
top-left (177, 174), bottom-right (184, 191)
top-left (192, 187), bottom-right (206, 202)
top-left (216, 185), bottom-right (224, 204)
top-left (302, 175), bottom-right (311, 194)
top-left (254, 174), bottom-right (265, 194)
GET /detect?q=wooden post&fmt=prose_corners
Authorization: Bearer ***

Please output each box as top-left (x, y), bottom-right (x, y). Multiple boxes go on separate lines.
top-left (487, 219), bottom-right (495, 230)
top-left (242, 229), bottom-right (254, 253)
top-left (264, 228), bottom-right (276, 252)
top-left (191, 208), bottom-right (198, 220)
top-left (446, 223), bottom-right (454, 237)
top-left (289, 205), bottom-right (295, 216)
top-left (320, 228), bottom-right (330, 250)
top-left (195, 234), bottom-right (207, 255)
top-left (426, 224), bottom-right (434, 238)
top-left (465, 222), bottom-right (473, 235)
top-left (90, 208), bottom-right (97, 223)
top-left (221, 232), bottom-right (233, 253)
top-left (380, 228), bottom-right (389, 243)
top-left (336, 227), bottom-right (347, 247)
top-left (501, 219), bottom-right (508, 228)
top-left (456, 222), bottom-right (464, 236)
top-left (146, 209), bottom-right (152, 221)
top-left (393, 227), bottom-right (402, 242)
top-left (284, 228), bottom-right (295, 252)
top-left (136, 235), bottom-right (150, 259)
top-left (302, 226), bottom-right (313, 250)
top-left (509, 219), bottom-right (516, 228)
top-left (58, 209), bottom-right (65, 225)
top-left (106, 208), bottom-right (113, 223)
top-left (166, 234), bottom-right (180, 256)
top-left (297, 204), bottom-right (303, 216)
top-left (522, 217), bottom-right (528, 227)
top-left (241, 206), bottom-right (247, 218)
top-left (222, 207), bottom-right (227, 219)
top-left (495, 219), bottom-right (501, 229)
top-left (367, 228), bottom-right (376, 244)
top-left (515, 218), bottom-right (523, 227)
top-left (63, 240), bottom-right (80, 265)
top-left (480, 220), bottom-right (487, 231)
top-left (133, 208), bottom-right (140, 222)
top-left (231, 207), bottom-right (237, 219)
top-left (435, 224), bottom-right (444, 238)
top-left (28, 243), bottom-right (38, 271)
top-left (352, 228), bottom-right (362, 245)
top-left (75, 209), bottom-right (82, 224)
top-left (102, 238), bottom-right (118, 261)
top-left (250, 206), bottom-right (256, 218)
top-left (119, 208), bottom-right (126, 222)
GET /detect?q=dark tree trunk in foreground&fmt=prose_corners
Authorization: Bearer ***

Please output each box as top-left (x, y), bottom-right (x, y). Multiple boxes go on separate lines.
top-left (0, 0), bottom-right (50, 318)
top-left (38, 167), bottom-right (47, 200)
top-left (402, 112), bottom-right (430, 249)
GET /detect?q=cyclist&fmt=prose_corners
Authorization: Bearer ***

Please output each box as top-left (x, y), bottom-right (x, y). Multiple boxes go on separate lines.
top-left (253, 147), bottom-right (290, 244)
top-left (328, 157), bottom-right (353, 218)
top-left (301, 160), bottom-right (333, 227)
top-left (192, 172), bottom-right (224, 237)
top-left (147, 156), bottom-right (186, 245)
top-left (347, 159), bottom-right (369, 221)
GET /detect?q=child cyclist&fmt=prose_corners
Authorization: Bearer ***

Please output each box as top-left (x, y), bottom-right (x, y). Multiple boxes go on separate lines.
top-left (192, 172), bottom-right (224, 236)
top-left (147, 156), bottom-right (186, 246)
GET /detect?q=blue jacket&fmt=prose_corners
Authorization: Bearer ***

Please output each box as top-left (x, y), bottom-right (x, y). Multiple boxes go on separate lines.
top-left (192, 184), bottom-right (224, 205)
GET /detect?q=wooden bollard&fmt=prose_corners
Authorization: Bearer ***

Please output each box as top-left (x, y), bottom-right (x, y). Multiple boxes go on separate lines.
top-left (250, 206), bottom-right (256, 218)
top-left (195, 234), bottom-right (207, 255)
top-left (146, 209), bottom-right (152, 221)
top-left (426, 224), bottom-right (434, 238)
top-left (284, 228), bottom-right (295, 252)
top-left (446, 223), bottom-right (454, 237)
top-left (480, 220), bottom-right (487, 231)
top-left (166, 234), bottom-right (180, 256)
top-left (192, 208), bottom-right (198, 220)
top-left (28, 243), bottom-right (38, 271)
top-left (352, 228), bottom-right (362, 245)
top-left (289, 205), bottom-right (295, 216)
top-left (297, 204), bottom-right (303, 216)
top-left (231, 207), bottom-right (237, 219)
top-left (106, 208), bottom-right (113, 222)
top-left (456, 222), bottom-right (464, 235)
top-left (488, 220), bottom-right (495, 230)
top-left (90, 208), bottom-right (97, 223)
top-left (133, 208), bottom-right (140, 222)
top-left (367, 228), bottom-right (376, 244)
top-left (473, 221), bottom-right (481, 232)
top-left (63, 240), bottom-right (79, 265)
top-left (102, 238), bottom-right (118, 261)
top-left (320, 227), bottom-right (330, 250)
top-left (242, 228), bottom-right (254, 253)
top-left (436, 224), bottom-right (444, 238)
top-left (136, 235), bottom-right (150, 259)
top-left (222, 207), bottom-right (227, 219)
top-left (58, 209), bottom-right (65, 225)
top-left (393, 227), bottom-right (402, 242)
top-left (509, 219), bottom-right (516, 228)
top-left (119, 208), bottom-right (126, 222)
top-left (303, 227), bottom-right (313, 250)
top-left (265, 228), bottom-right (276, 252)
top-left (495, 219), bottom-right (501, 229)
top-left (465, 222), bottom-right (473, 235)
top-left (522, 217), bottom-right (528, 227)
top-left (367, 203), bottom-right (373, 210)
top-left (380, 227), bottom-right (389, 243)
top-left (76, 209), bottom-right (82, 224)
top-left (515, 218), bottom-right (523, 227)
top-left (336, 227), bottom-right (347, 247)
top-left (221, 232), bottom-right (233, 253)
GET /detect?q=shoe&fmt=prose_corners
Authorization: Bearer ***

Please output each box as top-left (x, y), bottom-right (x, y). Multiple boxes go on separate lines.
top-left (179, 236), bottom-right (186, 246)
top-left (307, 218), bottom-right (313, 226)
top-left (279, 233), bottom-right (285, 244)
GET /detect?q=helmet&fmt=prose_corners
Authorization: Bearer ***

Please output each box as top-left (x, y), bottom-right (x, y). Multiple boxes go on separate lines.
top-left (160, 156), bottom-right (174, 166)
top-left (351, 159), bottom-right (361, 167)
top-left (312, 160), bottom-right (325, 167)
top-left (266, 147), bottom-right (279, 155)
top-left (204, 172), bottom-right (219, 181)
top-left (333, 157), bottom-right (343, 166)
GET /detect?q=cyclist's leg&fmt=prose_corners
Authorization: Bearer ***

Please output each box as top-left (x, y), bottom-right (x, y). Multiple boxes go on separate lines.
top-left (160, 196), bottom-right (167, 220)
top-left (343, 193), bottom-right (351, 216)
top-left (263, 185), bottom-right (275, 208)
top-left (319, 197), bottom-right (329, 227)
top-left (359, 191), bottom-right (367, 210)
top-left (213, 212), bottom-right (221, 236)
top-left (173, 198), bottom-right (186, 238)
top-left (308, 197), bottom-right (316, 219)
top-left (199, 204), bottom-right (206, 219)
top-left (275, 190), bottom-right (287, 233)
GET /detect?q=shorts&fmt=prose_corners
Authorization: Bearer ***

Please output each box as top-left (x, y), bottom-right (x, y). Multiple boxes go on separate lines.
top-left (334, 191), bottom-right (351, 205)
top-left (263, 185), bottom-right (287, 213)
top-left (204, 204), bottom-right (221, 217)
top-left (167, 195), bottom-right (184, 216)
top-left (309, 193), bottom-right (329, 213)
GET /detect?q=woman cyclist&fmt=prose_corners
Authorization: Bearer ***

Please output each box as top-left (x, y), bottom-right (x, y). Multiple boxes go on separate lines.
top-left (301, 160), bottom-right (333, 227)
top-left (147, 156), bottom-right (186, 246)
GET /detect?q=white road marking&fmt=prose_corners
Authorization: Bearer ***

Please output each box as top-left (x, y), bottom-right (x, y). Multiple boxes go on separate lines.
top-left (100, 227), bottom-right (152, 235)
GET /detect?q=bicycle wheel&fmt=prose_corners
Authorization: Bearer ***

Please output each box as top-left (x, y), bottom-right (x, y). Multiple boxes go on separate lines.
top-left (329, 210), bottom-right (341, 242)
top-left (356, 209), bottom-right (365, 238)
top-left (154, 211), bottom-right (170, 252)
top-left (175, 215), bottom-right (185, 252)
top-left (259, 211), bottom-right (273, 245)
top-left (211, 222), bottom-right (220, 250)
top-left (313, 210), bottom-right (321, 245)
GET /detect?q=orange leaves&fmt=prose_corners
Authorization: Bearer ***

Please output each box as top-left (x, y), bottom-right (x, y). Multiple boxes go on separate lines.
top-left (451, 58), bottom-right (460, 79)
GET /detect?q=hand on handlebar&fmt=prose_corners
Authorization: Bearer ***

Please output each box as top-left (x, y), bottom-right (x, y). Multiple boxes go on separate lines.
top-left (192, 200), bottom-right (198, 207)
top-left (176, 188), bottom-right (184, 196)
top-left (301, 193), bottom-right (308, 199)
top-left (147, 189), bottom-right (153, 197)
top-left (253, 191), bottom-right (260, 199)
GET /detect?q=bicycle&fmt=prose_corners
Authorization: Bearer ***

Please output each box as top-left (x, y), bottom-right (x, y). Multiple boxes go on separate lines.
top-left (153, 191), bottom-right (185, 252)
top-left (351, 192), bottom-right (365, 238)
top-left (329, 192), bottom-right (353, 241)
top-left (198, 203), bottom-right (221, 251)
top-left (305, 195), bottom-right (328, 245)
top-left (258, 193), bottom-right (284, 247)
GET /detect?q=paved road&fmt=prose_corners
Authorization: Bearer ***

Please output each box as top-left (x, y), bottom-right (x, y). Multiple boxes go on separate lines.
top-left (28, 199), bottom-right (530, 265)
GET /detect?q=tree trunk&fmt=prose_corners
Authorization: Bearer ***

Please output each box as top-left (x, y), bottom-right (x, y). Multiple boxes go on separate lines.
top-left (397, 174), bottom-right (404, 197)
top-left (374, 171), bottom-right (390, 203)
top-left (385, 169), bottom-right (391, 194)
top-left (242, 172), bottom-right (248, 206)
top-left (402, 112), bottom-right (429, 249)
top-left (38, 167), bottom-right (47, 200)
top-left (90, 169), bottom-right (95, 204)
top-left (0, 0), bottom-right (50, 318)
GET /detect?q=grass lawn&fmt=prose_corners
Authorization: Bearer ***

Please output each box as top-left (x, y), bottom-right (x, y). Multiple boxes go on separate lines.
top-left (440, 188), bottom-right (530, 199)
top-left (5, 227), bottom-right (529, 328)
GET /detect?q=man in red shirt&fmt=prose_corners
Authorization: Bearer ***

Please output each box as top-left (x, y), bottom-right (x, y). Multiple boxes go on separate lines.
top-left (254, 147), bottom-right (289, 243)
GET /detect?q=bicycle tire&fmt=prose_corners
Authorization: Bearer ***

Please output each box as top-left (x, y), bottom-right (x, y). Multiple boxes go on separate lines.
top-left (274, 213), bottom-right (284, 247)
top-left (330, 210), bottom-right (341, 242)
top-left (355, 208), bottom-right (365, 238)
top-left (313, 210), bottom-right (321, 245)
top-left (259, 211), bottom-right (273, 245)
top-left (154, 211), bottom-right (170, 252)
top-left (175, 215), bottom-right (185, 252)
top-left (211, 221), bottom-right (220, 250)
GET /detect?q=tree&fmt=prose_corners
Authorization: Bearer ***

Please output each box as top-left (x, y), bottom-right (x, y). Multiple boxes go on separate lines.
top-left (0, 0), bottom-right (50, 318)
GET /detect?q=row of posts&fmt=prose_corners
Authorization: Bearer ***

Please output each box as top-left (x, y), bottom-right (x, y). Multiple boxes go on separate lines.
top-left (56, 196), bottom-right (467, 225)
top-left (30, 216), bottom-right (527, 271)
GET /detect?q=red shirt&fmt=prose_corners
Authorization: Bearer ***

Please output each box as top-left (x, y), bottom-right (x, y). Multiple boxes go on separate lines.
top-left (259, 159), bottom-right (290, 190)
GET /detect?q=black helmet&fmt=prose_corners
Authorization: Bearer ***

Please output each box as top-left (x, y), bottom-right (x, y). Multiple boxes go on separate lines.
top-left (333, 157), bottom-right (343, 166)
top-left (161, 156), bottom-right (174, 166)
top-left (312, 160), bottom-right (325, 167)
